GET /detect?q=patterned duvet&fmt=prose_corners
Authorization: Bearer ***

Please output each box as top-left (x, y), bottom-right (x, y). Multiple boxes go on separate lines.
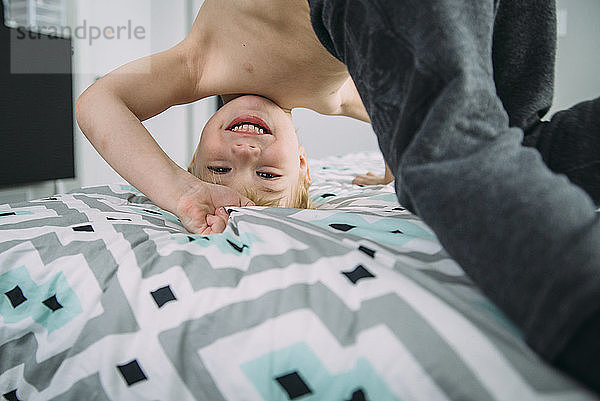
top-left (0, 152), bottom-right (596, 401)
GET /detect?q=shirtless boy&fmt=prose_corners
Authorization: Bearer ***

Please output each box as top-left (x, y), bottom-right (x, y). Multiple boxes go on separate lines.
top-left (76, 0), bottom-right (375, 234)
top-left (76, 0), bottom-right (600, 392)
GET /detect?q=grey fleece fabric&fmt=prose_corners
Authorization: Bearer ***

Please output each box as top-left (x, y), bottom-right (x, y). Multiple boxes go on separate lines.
top-left (308, 0), bottom-right (600, 392)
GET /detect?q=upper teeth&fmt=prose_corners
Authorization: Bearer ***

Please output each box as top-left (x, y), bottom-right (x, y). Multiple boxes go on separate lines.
top-left (232, 123), bottom-right (265, 134)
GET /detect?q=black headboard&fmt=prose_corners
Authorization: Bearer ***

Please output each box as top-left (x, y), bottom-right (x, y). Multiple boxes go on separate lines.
top-left (0, 3), bottom-right (74, 187)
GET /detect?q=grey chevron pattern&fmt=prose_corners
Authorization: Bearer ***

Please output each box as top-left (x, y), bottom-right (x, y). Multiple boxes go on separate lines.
top-left (0, 152), bottom-right (595, 401)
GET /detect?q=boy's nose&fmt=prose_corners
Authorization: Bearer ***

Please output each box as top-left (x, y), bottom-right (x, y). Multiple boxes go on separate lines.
top-left (232, 143), bottom-right (260, 158)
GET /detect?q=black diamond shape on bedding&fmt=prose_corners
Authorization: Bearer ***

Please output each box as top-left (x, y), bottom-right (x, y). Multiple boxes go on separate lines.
top-left (342, 265), bottom-right (376, 284)
top-left (187, 235), bottom-right (210, 243)
top-left (330, 223), bottom-right (356, 232)
top-left (107, 217), bottom-right (132, 222)
top-left (151, 286), bottom-right (177, 308)
top-left (3, 389), bottom-right (21, 401)
top-left (347, 388), bottom-right (367, 401)
top-left (275, 372), bottom-right (313, 399)
top-left (42, 295), bottom-right (63, 311)
top-left (72, 224), bottom-right (94, 232)
top-left (358, 246), bottom-right (375, 258)
top-left (5, 286), bottom-right (27, 308)
top-left (117, 360), bottom-right (148, 386)
top-left (227, 239), bottom-right (248, 253)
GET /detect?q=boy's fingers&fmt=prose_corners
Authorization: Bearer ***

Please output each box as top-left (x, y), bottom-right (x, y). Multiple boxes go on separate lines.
top-left (353, 174), bottom-right (369, 183)
top-left (353, 173), bottom-right (387, 186)
top-left (206, 213), bottom-right (227, 234)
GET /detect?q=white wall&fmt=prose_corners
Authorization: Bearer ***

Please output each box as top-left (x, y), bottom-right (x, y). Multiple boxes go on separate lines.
top-left (550, 0), bottom-right (600, 116)
top-left (292, 109), bottom-right (380, 160)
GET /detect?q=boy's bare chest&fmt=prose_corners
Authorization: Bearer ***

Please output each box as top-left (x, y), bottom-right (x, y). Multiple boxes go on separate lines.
top-left (198, 0), bottom-right (353, 113)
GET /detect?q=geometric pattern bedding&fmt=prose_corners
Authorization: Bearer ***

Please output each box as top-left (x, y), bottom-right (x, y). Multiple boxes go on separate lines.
top-left (0, 151), bottom-right (596, 401)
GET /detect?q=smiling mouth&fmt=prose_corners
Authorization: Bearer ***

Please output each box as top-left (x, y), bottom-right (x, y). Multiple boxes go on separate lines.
top-left (225, 115), bottom-right (272, 135)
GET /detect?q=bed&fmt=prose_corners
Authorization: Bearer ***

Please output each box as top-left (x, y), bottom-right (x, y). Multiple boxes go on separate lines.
top-left (0, 151), bottom-right (596, 401)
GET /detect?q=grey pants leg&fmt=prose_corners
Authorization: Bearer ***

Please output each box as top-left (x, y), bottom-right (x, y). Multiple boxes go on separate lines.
top-left (309, 0), bottom-right (600, 392)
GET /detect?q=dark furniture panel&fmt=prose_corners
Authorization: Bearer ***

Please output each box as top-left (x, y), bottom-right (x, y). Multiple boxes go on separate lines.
top-left (0, 4), bottom-right (74, 187)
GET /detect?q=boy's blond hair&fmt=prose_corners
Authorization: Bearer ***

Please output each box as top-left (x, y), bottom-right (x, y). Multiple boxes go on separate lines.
top-left (240, 173), bottom-right (312, 209)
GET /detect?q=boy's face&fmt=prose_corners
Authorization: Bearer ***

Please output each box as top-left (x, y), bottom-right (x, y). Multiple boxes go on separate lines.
top-left (191, 95), bottom-right (309, 206)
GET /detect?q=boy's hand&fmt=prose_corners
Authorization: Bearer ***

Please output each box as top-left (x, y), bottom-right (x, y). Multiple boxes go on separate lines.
top-left (352, 172), bottom-right (394, 186)
top-left (352, 162), bottom-right (395, 186)
top-left (175, 181), bottom-right (254, 234)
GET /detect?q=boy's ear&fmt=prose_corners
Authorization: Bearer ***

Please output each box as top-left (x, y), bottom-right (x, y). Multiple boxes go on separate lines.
top-left (298, 145), bottom-right (311, 185)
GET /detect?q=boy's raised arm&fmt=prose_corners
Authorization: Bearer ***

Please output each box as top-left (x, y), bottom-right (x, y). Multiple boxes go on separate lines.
top-left (75, 40), bottom-right (252, 234)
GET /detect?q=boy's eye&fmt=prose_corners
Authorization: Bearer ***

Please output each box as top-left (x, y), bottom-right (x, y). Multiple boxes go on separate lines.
top-left (257, 171), bottom-right (280, 179)
top-left (207, 166), bottom-right (231, 174)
